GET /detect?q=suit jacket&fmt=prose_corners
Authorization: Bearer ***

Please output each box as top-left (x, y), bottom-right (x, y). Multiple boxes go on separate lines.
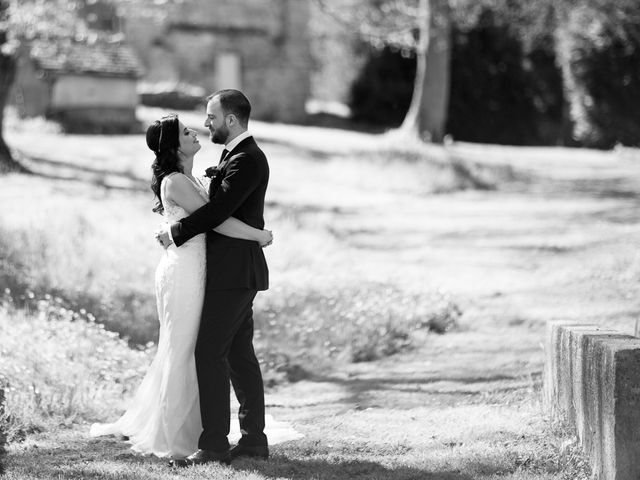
top-left (170, 136), bottom-right (269, 291)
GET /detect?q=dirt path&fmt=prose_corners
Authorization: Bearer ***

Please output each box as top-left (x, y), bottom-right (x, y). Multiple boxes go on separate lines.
top-left (255, 140), bottom-right (640, 478)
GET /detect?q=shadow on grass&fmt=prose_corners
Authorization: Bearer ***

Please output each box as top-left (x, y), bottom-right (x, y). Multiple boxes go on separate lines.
top-left (523, 173), bottom-right (640, 201)
top-left (236, 455), bottom-right (476, 480)
top-left (5, 436), bottom-right (165, 480)
top-left (282, 361), bottom-right (540, 410)
top-left (255, 135), bottom-right (335, 162)
top-left (257, 131), bottom-right (519, 195)
top-left (6, 434), bottom-right (478, 480)
top-left (14, 151), bottom-right (147, 192)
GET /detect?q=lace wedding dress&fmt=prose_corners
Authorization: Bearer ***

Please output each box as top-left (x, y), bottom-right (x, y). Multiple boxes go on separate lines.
top-left (90, 173), bottom-right (302, 458)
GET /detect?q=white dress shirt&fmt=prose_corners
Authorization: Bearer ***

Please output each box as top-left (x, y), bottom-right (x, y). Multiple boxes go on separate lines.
top-left (223, 130), bottom-right (253, 155)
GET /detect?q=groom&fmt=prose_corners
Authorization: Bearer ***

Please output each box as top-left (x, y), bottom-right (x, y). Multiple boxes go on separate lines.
top-left (157, 89), bottom-right (270, 466)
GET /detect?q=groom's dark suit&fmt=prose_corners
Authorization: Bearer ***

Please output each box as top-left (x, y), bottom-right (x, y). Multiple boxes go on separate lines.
top-left (170, 136), bottom-right (269, 452)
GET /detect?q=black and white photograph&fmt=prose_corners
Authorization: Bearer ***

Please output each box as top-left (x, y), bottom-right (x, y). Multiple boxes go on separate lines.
top-left (1, 0), bottom-right (640, 478)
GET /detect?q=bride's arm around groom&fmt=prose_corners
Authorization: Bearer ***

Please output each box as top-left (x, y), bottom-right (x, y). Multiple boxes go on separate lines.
top-left (169, 148), bottom-right (268, 247)
top-left (163, 172), bottom-right (271, 245)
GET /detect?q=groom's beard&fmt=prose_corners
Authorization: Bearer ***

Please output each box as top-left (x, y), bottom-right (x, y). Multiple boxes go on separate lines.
top-left (210, 125), bottom-right (230, 145)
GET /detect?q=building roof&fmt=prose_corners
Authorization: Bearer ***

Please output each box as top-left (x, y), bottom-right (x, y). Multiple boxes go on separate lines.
top-left (29, 38), bottom-right (144, 78)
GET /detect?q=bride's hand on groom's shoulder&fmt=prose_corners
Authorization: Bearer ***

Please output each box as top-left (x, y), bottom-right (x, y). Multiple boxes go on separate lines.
top-left (260, 230), bottom-right (273, 248)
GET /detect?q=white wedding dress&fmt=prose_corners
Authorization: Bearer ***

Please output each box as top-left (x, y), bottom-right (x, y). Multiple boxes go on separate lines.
top-left (90, 172), bottom-right (302, 458)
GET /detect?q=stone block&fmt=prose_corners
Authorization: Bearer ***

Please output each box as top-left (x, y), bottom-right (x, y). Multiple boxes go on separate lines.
top-left (600, 338), bottom-right (640, 480)
top-left (545, 321), bottom-right (640, 480)
top-left (570, 329), bottom-right (619, 444)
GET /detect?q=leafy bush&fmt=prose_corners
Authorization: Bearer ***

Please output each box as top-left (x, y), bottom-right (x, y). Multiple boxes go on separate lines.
top-left (447, 10), bottom-right (563, 146)
top-left (348, 10), bottom-right (565, 146)
top-left (254, 284), bottom-right (461, 382)
top-left (557, 7), bottom-right (640, 148)
top-left (0, 223), bottom-right (159, 347)
top-left (0, 282), bottom-right (461, 435)
top-left (348, 46), bottom-right (416, 127)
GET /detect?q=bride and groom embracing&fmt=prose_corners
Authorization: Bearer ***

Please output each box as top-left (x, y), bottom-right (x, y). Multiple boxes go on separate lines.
top-left (90, 89), bottom-right (302, 466)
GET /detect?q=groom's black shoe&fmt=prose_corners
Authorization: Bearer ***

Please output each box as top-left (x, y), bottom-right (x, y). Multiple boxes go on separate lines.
top-left (229, 444), bottom-right (269, 460)
top-left (169, 449), bottom-right (231, 468)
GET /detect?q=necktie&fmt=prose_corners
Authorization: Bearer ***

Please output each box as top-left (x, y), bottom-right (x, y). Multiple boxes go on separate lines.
top-left (219, 149), bottom-right (229, 164)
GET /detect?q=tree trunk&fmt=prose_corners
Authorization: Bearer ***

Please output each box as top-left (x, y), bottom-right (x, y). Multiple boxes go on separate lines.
top-left (553, 8), bottom-right (590, 147)
top-left (0, 36), bottom-right (27, 174)
top-left (399, 0), bottom-right (430, 137)
top-left (400, 0), bottom-right (451, 143)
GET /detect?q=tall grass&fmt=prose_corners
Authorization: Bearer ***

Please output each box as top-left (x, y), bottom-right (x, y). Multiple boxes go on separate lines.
top-left (254, 283), bottom-right (459, 376)
top-left (0, 296), bottom-right (152, 441)
top-left (0, 170), bottom-right (462, 375)
top-left (0, 177), bottom-right (461, 458)
top-left (0, 181), bottom-right (160, 345)
top-left (0, 206), bottom-right (460, 385)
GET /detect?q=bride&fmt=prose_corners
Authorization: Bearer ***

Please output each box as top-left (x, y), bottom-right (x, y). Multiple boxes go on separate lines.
top-left (90, 114), bottom-right (300, 460)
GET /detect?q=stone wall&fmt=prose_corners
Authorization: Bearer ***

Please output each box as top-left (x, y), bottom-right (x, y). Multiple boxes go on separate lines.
top-left (51, 75), bottom-right (138, 109)
top-left (10, 51), bottom-right (49, 118)
top-left (125, 0), bottom-right (311, 123)
top-left (545, 321), bottom-right (640, 480)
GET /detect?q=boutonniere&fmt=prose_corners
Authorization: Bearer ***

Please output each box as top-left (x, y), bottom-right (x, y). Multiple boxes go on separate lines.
top-left (205, 166), bottom-right (224, 194)
top-left (205, 166), bottom-right (222, 179)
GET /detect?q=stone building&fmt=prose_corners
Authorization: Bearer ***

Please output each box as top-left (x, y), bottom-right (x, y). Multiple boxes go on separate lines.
top-left (12, 38), bottom-right (143, 133)
top-left (124, 0), bottom-right (312, 123)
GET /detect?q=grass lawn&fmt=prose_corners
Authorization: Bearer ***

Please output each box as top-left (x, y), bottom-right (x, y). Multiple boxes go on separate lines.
top-left (3, 107), bottom-right (640, 478)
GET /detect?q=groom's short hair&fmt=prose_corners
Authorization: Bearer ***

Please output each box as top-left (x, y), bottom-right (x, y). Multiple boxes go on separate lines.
top-left (208, 89), bottom-right (251, 128)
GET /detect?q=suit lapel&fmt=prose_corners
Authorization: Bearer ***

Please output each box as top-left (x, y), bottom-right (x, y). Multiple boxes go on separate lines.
top-left (210, 141), bottom-right (243, 197)
top-left (218, 137), bottom-right (255, 170)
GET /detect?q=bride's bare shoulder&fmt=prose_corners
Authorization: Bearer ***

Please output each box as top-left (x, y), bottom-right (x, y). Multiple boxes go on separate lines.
top-left (163, 172), bottom-right (183, 183)
top-left (164, 173), bottom-right (206, 202)
top-left (163, 172), bottom-right (190, 188)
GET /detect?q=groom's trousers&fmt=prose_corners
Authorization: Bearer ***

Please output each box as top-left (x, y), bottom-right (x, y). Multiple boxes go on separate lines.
top-left (195, 287), bottom-right (267, 452)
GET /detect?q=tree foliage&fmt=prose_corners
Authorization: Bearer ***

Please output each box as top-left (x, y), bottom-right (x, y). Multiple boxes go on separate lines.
top-left (0, 0), bottom-right (191, 173)
top-left (554, 2), bottom-right (640, 147)
top-left (314, 0), bottom-right (422, 51)
top-left (7, 0), bottom-right (86, 40)
top-left (350, 46), bottom-right (416, 126)
top-left (0, 0), bottom-right (90, 172)
top-left (6, 0), bottom-right (186, 40)
top-left (454, 0), bottom-right (640, 146)
top-left (315, 0), bottom-right (452, 142)
top-left (446, 9), bottom-right (563, 145)
top-left (349, 6), bottom-right (564, 145)
top-left (326, 0), bottom-right (640, 146)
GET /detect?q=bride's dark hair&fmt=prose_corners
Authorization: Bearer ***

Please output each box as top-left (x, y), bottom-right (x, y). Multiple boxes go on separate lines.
top-left (146, 115), bottom-right (182, 214)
